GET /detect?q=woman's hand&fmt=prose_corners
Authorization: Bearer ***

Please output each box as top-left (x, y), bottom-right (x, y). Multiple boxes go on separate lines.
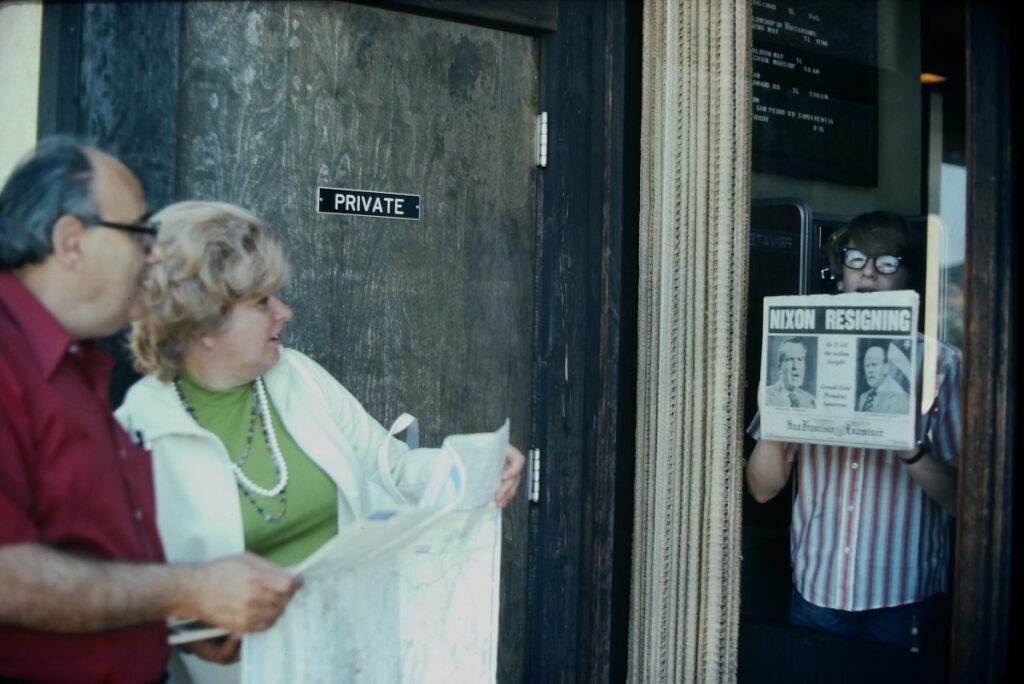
top-left (494, 445), bottom-right (526, 508)
top-left (182, 633), bottom-right (242, 664)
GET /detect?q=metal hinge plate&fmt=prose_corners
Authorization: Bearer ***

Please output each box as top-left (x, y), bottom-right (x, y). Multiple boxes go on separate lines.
top-left (535, 112), bottom-right (548, 168)
top-left (528, 447), bottom-right (541, 502)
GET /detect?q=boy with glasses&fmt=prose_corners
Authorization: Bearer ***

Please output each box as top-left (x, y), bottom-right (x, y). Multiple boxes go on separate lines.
top-left (745, 210), bottom-right (961, 651)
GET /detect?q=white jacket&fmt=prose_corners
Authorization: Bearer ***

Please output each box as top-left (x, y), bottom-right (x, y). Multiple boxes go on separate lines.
top-left (115, 348), bottom-right (438, 683)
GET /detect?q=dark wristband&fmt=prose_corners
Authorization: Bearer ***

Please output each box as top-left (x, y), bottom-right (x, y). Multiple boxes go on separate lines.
top-left (901, 439), bottom-right (931, 465)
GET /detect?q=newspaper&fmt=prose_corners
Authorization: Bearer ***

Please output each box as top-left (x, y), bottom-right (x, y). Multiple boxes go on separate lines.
top-left (167, 418), bottom-right (511, 652)
top-left (758, 291), bottom-right (919, 450)
top-left (293, 418), bottom-right (510, 578)
top-left (238, 418), bottom-right (511, 683)
top-left (167, 618), bottom-right (232, 646)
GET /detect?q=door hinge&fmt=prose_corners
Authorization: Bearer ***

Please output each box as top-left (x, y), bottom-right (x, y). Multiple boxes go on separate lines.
top-left (535, 112), bottom-right (548, 168)
top-left (527, 447), bottom-right (541, 503)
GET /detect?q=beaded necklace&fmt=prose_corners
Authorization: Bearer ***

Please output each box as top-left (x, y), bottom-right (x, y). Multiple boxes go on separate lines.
top-left (174, 376), bottom-right (289, 522)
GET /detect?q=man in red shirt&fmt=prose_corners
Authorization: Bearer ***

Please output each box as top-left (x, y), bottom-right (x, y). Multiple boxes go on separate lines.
top-left (0, 137), bottom-right (302, 683)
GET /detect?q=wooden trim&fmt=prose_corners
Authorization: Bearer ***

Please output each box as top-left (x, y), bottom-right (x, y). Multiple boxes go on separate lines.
top-left (951, 1), bottom-right (1016, 681)
top-left (526, 0), bottom-right (639, 681)
top-left (37, 2), bottom-right (83, 137)
top-left (354, 0), bottom-right (557, 34)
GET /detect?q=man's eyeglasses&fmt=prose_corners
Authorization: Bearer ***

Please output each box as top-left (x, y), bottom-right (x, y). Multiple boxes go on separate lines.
top-left (79, 212), bottom-right (159, 255)
top-left (841, 248), bottom-right (903, 275)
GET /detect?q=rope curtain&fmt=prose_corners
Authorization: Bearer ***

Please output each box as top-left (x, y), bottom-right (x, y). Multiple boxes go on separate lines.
top-left (629, 1), bottom-right (751, 681)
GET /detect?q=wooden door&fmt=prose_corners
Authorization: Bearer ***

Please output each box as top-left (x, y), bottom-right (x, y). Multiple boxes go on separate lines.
top-left (173, 3), bottom-right (537, 679)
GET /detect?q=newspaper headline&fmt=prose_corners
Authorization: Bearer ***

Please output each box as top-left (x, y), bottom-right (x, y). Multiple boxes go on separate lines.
top-left (758, 291), bottom-right (919, 450)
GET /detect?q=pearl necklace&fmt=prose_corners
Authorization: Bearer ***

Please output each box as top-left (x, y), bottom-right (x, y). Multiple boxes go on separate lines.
top-left (174, 376), bottom-right (289, 519)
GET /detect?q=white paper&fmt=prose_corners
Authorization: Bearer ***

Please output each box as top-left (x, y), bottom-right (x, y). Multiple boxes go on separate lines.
top-left (441, 418), bottom-right (510, 510)
top-left (292, 418), bottom-right (508, 578)
top-left (291, 504), bottom-right (453, 579)
top-left (166, 618), bottom-right (230, 646)
top-left (241, 419), bottom-right (511, 684)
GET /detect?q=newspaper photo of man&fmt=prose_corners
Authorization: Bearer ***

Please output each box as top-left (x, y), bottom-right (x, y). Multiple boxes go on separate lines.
top-left (764, 336), bottom-right (817, 409)
top-left (856, 339), bottom-right (911, 414)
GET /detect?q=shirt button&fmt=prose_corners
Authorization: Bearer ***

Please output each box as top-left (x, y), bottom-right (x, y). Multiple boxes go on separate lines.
top-left (134, 510), bottom-right (143, 521)
top-left (848, 505), bottom-right (855, 512)
top-left (119, 449), bottom-right (127, 459)
top-left (68, 343), bottom-right (79, 354)
top-left (851, 462), bottom-right (859, 469)
top-left (844, 547), bottom-right (850, 554)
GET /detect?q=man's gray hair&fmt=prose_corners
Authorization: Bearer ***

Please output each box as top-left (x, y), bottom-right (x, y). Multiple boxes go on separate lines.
top-left (776, 337), bottom-right (807, 367)
top-left (0, 136), bottom-right (98, 269)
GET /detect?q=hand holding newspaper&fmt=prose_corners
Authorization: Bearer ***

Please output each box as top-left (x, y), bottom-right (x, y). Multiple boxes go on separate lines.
top-left (167, 418), bottom-right (511, 644)
top-left (293, 417), bottom-right (509, 579)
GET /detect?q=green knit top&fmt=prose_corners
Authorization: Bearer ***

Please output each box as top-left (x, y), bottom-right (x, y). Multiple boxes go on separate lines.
top-left (177, 371), bottom-right (338, 565)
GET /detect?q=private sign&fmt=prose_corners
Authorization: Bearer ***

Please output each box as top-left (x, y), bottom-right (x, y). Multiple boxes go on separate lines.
top-left (317, 186), bottom-right (421, 221)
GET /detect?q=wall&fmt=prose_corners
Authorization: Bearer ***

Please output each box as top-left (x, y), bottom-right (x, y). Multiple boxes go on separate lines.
top-left (0, 1), bottom-right (42, 181)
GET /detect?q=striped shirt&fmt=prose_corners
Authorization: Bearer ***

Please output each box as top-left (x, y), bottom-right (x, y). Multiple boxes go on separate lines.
top-left (748, 336), bottom-right (962, 611)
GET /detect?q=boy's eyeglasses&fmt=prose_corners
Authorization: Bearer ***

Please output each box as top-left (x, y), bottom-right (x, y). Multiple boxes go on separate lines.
top-left (842, 248), bottom-right (903, 275)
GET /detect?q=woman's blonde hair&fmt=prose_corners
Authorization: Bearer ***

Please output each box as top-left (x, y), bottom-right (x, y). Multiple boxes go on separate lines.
top-left (130, 201), bottom-right (290, 381)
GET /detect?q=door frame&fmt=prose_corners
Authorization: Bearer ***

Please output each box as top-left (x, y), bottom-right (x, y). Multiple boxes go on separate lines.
top-left (952, 2), bottom-right (1018, 680)
top-left (528, 1), bottom-right (641, 681)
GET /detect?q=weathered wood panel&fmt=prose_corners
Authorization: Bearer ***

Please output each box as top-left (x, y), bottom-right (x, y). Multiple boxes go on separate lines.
top-left (39, 1), bottom-right (182, 404)
top-left (527, 0), bottom-right (640, 681)
top-left (951, 2), bottom-right (1016, 681)
top-left (174, 3), bottom-right (536, 680)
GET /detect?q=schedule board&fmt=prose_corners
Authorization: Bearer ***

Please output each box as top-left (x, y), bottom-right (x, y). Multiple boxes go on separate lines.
top-left (752, 0), bottom-right (878, 186)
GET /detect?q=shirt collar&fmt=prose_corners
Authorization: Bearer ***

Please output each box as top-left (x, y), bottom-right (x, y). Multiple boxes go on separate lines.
top-left (0, 270), bottom-right (81, 378)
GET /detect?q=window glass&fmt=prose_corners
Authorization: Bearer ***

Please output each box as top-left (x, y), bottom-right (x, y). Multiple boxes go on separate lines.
top-left (741, 0), bottom-right (965, 677)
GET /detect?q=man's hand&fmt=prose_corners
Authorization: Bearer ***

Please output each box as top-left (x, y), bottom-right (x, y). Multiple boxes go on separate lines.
top-left (179, 553), bottom-right (302, 633)
top-left (494, 445), bottom-right (525, 508)
top-left (0, 545), bottom-right (299, 634)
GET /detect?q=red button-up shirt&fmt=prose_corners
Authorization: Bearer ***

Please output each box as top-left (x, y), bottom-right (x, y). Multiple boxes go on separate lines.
top-left (0, 271), bottom-right (169, 683)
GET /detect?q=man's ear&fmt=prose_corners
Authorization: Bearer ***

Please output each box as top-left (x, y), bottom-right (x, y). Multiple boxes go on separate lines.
top-left (51, 215), bottom-right (85, 269)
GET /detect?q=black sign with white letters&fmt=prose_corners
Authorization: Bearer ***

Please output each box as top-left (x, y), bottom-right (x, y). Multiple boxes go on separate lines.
top-left (318, 187), bottom-right (421, 221)
top-left (752, 0), bottom-right (878, 186)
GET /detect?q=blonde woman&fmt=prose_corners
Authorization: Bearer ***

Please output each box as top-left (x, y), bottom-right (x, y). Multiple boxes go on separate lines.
top-left (116, 201), bottom-right (523, 682)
